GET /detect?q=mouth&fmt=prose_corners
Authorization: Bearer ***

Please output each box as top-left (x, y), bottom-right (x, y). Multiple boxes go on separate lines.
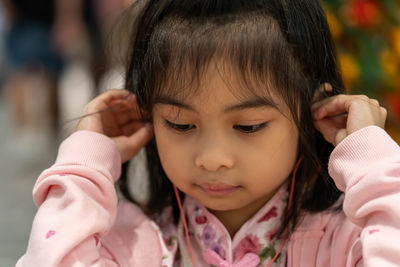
top-left (197, 183), bottom-right (241, 197)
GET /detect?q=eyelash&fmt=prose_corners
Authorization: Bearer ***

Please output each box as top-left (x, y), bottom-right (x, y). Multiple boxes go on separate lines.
top-left (233, 123), bottom-right (268, 133)
top-left (164, 120), bottom-right (196, 132)
top-left (163, 120), bottom-right (268, 134)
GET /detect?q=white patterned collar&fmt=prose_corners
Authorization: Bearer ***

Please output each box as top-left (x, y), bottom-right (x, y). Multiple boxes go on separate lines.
top-left (177, 182), bottom-right (289, 267)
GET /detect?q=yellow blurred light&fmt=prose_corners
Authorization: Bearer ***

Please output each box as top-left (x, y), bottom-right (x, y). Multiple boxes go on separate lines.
top-left (326, 12), bottom-right (343, 40)
top-left (380, 49), bottom-right (399, 85)
top-left (339, 53), bottom-right (360, 90)
top-left (392, 28), bottom-right (400, 57)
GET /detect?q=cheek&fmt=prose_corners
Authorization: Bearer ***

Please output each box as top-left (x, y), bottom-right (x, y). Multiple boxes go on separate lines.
top-left (267, 127), bottom-right (298, 178)
top-left (244, 125), bottom-right (298, 187)
top-left (153, 126), bottom-right (191, 185)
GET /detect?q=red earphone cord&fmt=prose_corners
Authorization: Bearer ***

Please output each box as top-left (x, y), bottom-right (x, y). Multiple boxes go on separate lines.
top-left (173, 155), bottom-right (306, 267)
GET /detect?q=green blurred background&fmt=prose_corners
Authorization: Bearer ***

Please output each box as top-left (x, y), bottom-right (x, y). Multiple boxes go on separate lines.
top-left (323, 0), bottom-right (400, 143)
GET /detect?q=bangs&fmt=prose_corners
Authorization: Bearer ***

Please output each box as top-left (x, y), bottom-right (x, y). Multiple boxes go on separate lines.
top-left (143, 10), bottom-right (305, 112)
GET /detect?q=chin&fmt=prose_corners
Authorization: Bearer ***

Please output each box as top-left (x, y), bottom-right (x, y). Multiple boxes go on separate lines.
top-left (197, 197), bottom-right (245, 211)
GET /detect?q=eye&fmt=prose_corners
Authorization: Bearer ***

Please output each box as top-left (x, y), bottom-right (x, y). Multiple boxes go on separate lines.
top-left (233, 122), bottom-right (268, 133)
top-left (164, 120), bottom-right (196, 132)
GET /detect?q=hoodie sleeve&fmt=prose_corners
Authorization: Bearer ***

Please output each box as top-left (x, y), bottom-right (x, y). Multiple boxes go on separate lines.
top-left (329, 126), bottom-right (400, 267)
top-left (16, 131), bottom-right (122, 267)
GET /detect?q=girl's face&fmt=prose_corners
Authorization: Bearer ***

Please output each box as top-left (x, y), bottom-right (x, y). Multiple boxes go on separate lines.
top-left (152, 66), bottom-right (299, 217)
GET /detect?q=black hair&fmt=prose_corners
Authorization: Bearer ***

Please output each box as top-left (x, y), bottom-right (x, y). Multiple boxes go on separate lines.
top-left (118, 0), bottom-right (345, 238)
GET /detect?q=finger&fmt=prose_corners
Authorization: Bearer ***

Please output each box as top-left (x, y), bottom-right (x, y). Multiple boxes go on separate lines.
top-left (127, 123), bottom-right (154, 149)
top-left (335, 129), bottom-right (348, 145)
top-left (312, 94), bottom-right (368, 120)
top-left (97, 89), bottom-right (132, 104)
top-left (102, 124), bottom-right (122, 137)
top-left (85, 89), bottom-right (133, 114)
top-left (113, 106), bottom-right (143, 126)
top-left (120, 120), bottom-right (147, 136)
top-left (101, 104), bottom-right (122, 137)
top-left (115, 123), bottom-right (154, 163)
top-left (115, 111), bottom-right (134, 126)
top-left (369, 98), bottom-right (379, 107)
top-left (312, 93), bottom-right (364, 111)
top-left (109, 101), bottom-right (137, 125)
top-left (108, 93), bottom-right (138, 113)
top-left (380, 106), bottom-right (387, 118)
top-left (312, 94), bottom-right (346, 119)
top-left (104, 118), bottom-right (145, 138)
top-left (108, 96), bottom-right (144, 125)
top-left (99, 92), bottom-right (137, 135)
top-left (379, 106), bottom-right (388, 127)
top-left (78, 90), bottom-right (134, 133)
top-left (313, 118), bottom-right (339, 145)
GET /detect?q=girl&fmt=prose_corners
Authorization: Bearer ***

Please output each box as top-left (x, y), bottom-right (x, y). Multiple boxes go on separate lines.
top-left (17, 0), bottom-right (400, 266)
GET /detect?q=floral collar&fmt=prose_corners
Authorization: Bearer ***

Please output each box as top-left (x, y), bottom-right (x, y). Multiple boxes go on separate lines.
top-left (177, 182), bottom-right (289, 267)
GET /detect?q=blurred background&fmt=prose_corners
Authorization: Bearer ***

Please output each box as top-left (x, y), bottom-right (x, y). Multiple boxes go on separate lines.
top-left (324, 0), bottom-right (400, 143)
top-left (0, 0), bottom-right (399, 265)
top-left (0, 0), bottom-right (132, 265)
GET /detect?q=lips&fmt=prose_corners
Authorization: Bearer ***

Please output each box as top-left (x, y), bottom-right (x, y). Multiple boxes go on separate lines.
top-left (198, 183), bottom-right (241, 196)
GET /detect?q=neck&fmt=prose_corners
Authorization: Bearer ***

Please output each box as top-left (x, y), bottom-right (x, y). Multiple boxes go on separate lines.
top-left (209, 189), bottom-right (279, 238)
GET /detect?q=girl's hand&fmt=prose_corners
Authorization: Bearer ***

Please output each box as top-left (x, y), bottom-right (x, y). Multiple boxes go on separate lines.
top-left (312, 91), bottom-right (387, 146)
top-left (77, 89), bottom-right (153, 163)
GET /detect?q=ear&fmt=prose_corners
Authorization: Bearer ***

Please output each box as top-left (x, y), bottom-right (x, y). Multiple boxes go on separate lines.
top-left (312, 83), bottom-right (333, 103)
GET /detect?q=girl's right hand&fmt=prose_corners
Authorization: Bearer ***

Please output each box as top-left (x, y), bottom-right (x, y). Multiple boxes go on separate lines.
top-left (77, 89), bottom-right (153, 163)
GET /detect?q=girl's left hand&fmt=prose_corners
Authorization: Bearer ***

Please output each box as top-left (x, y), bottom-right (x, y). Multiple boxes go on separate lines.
top-left (312, 93), bottom-right (387, 146)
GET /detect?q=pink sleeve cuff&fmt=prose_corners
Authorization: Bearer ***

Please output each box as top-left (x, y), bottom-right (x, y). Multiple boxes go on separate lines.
top-left (55, 130), bottom-right (122, 181)
top-left (328, 126), bottom-right (400, 192)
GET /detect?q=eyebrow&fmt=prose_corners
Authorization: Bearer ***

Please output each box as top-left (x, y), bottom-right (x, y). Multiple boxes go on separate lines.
top-left (154, 96), bottom-right (278, 113)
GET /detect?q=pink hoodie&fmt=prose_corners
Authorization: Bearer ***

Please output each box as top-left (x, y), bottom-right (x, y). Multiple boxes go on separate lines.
top-left (16, 126), bottom-right (400, 266)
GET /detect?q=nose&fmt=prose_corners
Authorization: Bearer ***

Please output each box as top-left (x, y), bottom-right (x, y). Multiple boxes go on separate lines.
top-left (194, 134), bottom-right (234, 171)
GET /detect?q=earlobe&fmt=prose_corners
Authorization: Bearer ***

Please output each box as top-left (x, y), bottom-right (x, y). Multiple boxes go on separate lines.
top-left (312, 83), bottom-right (333, 103)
